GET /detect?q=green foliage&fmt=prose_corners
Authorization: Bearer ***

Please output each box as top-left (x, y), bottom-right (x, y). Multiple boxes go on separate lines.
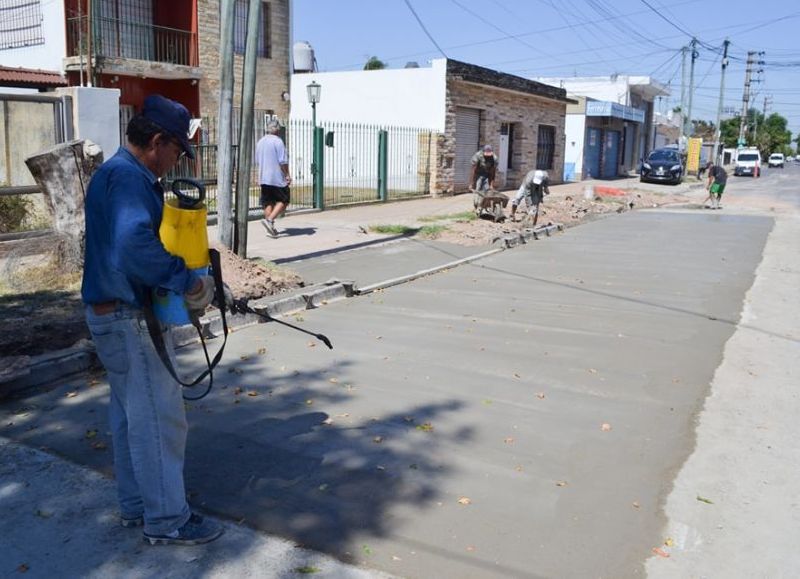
top-left (363, 56), bottom-right (387, 70)
top-left (0, 195), bottom-right (33, 233)
top-left (691, 120), bottom-right (716, 141)
top-left (418, 211), bottom-right (477, 222)
top-left (719, 110), bottom-right (793, 158)
top-left (369, 224), bottom-right (417, 235)
top-left (419, 224), bottom-right (448, 238)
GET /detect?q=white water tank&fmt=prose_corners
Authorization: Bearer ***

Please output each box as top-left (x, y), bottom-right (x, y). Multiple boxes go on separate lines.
top-left (293, 41), bottom-right (316, 73)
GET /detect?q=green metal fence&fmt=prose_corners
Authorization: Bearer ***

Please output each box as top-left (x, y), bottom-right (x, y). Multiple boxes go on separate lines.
top-left (166, 119), bottom-right (437, 215)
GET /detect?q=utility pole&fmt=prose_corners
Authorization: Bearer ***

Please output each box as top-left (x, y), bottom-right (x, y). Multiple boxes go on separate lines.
top-left (739, 52), bottom-right (764, 146)
top-left (680, 45), bottom-right (688, 142)
top-left (216, 0), bottom-right (235, 249)
top-left (738, 51), bottom-right (756, 146)
top-left (713, 39), bottom-right (730, 164)
top-left (86, 0), bottom-right (93, 86)
top-left (686, 38), bottom-right (698, 137)
top-left (762, 95), bottom-right (772, 118)
top-left (233, 0), bottom-right (261, 257)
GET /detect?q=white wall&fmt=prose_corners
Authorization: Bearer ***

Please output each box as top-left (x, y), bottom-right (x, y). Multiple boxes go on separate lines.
top-left (290, 59), bottom-right (447, 130)
top-left (0, 2), bottom-right (66, 71)
top-left (564, 114), bottom-right (586, 180)
top-left (57, 87), bottom-right (121, 158)
top-left (537, 77), bottom-right (630, 105)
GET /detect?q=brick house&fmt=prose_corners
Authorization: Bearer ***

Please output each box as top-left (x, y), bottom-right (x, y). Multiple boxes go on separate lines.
top-left (60, 0), bottom-right (289, 129)
top-left (290, 58), bottom-right (573, 195)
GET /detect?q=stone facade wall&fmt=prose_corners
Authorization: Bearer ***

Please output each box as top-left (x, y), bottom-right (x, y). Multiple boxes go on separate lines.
top-left (198, 0), bottom-right (290, 122)
top-left (433, 79), bottom-right (567, 195)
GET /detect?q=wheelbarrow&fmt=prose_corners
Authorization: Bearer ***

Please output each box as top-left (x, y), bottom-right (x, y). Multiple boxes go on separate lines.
top-left (472, 188), bottom-right (508, 222)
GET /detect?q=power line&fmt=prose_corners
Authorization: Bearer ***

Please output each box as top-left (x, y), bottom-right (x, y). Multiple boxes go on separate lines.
top-left (447, 0), bottom-right (556, 58)
top-left (402, 0), bottom-right (448, 59)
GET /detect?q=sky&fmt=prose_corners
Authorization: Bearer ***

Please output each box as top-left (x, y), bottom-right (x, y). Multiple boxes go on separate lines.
top-left (293, 0), bottom-right (800, 140)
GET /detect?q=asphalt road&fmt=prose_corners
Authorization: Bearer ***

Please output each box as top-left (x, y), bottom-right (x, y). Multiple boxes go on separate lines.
top-left (3, 165), bottom-right (787, 578)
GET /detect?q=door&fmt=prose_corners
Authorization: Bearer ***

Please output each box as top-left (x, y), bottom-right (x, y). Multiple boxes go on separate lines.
top-left (585, 127), bottom-right (601, 179)
top-left (603, 130), bottom-right (620, 178)
top-left (455, 107), bottom-right (481, 190)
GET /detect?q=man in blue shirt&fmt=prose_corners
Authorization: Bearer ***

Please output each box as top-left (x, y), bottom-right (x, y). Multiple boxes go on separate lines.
top-left (82, 95), bottom-right (222, 545)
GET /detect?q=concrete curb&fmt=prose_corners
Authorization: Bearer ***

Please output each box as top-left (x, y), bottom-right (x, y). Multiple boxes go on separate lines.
top-left (0, 280), bottom-right (356, 399)
top-left (501, 223), bottom-right (563, 248)
top-left (356, 223), bottom-right (563, 294)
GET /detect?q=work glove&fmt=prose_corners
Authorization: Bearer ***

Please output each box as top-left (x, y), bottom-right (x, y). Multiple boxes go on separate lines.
top-left (184, 275), bottom-right (215, 317)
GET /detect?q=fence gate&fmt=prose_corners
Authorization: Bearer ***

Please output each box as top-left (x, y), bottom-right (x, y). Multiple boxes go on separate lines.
top-left (0, 93), bottom-right (73, 196)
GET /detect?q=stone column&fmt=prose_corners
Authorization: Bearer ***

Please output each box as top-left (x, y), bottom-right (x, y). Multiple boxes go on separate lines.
top-left (24, 140), bottom-right (103, 270)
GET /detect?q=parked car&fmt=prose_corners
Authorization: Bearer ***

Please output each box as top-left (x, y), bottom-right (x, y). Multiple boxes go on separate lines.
top-left (640, 149), bottom-right (683, 185)
top-left (734, 149), bottom-right (761, 176)
top-left (768, 153), bottom-right (785, 168)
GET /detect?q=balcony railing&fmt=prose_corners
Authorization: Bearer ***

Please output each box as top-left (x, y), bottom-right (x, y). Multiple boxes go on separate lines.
top-left (66, 16), bottom-right (198, 67)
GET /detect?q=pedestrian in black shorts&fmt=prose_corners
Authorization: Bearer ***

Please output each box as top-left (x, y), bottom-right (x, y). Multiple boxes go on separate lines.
top-left (255, 119), bottom-right (291, 237)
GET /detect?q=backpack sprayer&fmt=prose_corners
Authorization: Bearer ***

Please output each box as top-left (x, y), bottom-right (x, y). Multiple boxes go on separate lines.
top-left (145, 178), bottom-right (333, 401)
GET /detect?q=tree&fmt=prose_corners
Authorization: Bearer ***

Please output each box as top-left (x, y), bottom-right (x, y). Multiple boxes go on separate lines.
top-left (363, 56), bottom-right (387, 70)
top-left (719, 109), bottom-right (792, 158)
top-left (756, 113), bottom-right (792, 158)
top-left (691, 119), bottom-right (716, 141)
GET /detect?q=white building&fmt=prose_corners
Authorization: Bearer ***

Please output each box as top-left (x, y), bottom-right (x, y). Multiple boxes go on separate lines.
top-left (291, 58), bottom-right (573, 194)
top-left (536, 76), bottom-right (668, 180)
top-left (0, 1), bottom-right (66, 72)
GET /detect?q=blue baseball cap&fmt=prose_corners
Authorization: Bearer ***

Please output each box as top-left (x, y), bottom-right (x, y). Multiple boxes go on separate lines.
top-left (142, 94), bottom-right (195, 160)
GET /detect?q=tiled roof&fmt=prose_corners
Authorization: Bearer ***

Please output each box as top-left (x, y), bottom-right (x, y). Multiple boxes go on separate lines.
top-left (0, 66), bottom-right (67, 89)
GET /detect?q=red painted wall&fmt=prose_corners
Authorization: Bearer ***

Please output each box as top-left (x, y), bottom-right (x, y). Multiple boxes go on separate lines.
top-left (97, 74), bottom-right (200, 116)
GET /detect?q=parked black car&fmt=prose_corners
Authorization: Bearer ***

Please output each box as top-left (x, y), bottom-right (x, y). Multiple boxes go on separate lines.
top-left (640, 149), bottom-right (684, 185)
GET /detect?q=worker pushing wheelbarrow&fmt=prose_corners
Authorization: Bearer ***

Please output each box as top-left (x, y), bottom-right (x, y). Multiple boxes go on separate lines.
top-left (469, 144), bottom-right (508, 222)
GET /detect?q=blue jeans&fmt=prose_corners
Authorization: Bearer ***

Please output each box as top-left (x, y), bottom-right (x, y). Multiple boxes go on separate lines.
top-left (85, 304), bottom-right (190, 535)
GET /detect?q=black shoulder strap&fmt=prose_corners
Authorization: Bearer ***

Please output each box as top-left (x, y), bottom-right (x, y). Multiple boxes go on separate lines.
top-left (143, 248), bottom-right (229, 400)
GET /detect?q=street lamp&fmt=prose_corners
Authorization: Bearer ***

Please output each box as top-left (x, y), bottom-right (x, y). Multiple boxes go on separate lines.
top-left (306, 81), bottom-right (321, 128)
top-left (307, 81), bottom-right (322, 209)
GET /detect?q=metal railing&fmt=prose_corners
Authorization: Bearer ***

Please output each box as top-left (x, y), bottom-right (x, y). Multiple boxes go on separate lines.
top-left (66, 16), bottom-right (198, 67)
top-left (166, 120), bottom-right (437, 216)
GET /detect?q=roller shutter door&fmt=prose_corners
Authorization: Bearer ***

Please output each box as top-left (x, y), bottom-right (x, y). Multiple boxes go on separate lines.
top-left (455, 107), bottom-right (481, 190)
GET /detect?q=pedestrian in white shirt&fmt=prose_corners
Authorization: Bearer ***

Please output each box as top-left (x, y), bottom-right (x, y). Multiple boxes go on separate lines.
top-left (255, 119), bottom-right (292, 237)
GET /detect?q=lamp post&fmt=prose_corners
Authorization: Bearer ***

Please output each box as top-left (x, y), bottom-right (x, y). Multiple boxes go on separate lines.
top-left (307, 80), bottom-right (321, 128)
top-left (307, 81), bottom-right (322, 208)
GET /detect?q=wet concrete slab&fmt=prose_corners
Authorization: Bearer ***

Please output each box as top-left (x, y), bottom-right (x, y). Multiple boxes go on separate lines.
top-left (0, 210), bottom-right (773, 579)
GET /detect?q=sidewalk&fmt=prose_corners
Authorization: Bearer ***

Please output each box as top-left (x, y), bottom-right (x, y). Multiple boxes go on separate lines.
top-left (222, 177), bottom-right (703, 267)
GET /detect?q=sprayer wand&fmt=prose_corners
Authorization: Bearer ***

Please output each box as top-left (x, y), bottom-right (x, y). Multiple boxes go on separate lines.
top-left (230, 299), bottom-right (333, 349)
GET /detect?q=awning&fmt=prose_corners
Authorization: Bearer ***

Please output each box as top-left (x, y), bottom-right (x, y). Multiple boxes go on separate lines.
top-left (586, 100), bottom-right (645, 123)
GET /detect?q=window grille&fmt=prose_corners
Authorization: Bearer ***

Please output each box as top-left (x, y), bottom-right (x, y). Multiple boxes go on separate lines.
top-left (233, 0), bottom-right (271, 58)
top-left (536, 125), bottom-right (555, 170)
top-left (0, 0), bottom-right (44, 50)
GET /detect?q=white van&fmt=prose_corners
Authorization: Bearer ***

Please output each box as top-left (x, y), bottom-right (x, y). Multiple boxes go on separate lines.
top-left (768, 153), bottom-right (785, 168)
top-left (734, 149), bottom-right (761, 177)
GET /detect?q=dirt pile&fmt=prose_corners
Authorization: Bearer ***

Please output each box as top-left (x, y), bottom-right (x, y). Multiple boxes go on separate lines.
top-left (0, 248), bottom-right (302, 358)
top-left (429, 190), bottom-right (690, 246)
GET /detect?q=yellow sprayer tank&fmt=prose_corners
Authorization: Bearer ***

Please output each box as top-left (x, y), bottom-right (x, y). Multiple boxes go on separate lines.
top-left (153, 179), bottom-right (210, 325)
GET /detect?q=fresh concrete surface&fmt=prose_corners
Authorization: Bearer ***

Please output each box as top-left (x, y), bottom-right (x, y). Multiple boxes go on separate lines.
top-left (2, 167), bottom-right (797, 578)
top-left (1, 207), bottom-right (773, 578)
top-left (0, 437), bottom-right (395, 579)
top-left (646, 166), bottom-right (800, 577)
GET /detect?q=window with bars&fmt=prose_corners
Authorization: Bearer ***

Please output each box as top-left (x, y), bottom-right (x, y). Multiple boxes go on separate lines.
top-left (0, 0), bottom-right (44, 50)
top-left (536, 125), bottom-right (555, 170)
top-left (234, 0), bottom-right (271, 58)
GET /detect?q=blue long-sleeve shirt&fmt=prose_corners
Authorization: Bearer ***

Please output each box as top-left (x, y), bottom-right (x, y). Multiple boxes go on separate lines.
top-left (81, 147), bottom-right (198, 308)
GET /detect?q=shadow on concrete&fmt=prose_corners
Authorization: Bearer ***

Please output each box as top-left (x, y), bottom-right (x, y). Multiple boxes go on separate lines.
top-left (273, 233), bottom-right (410, 265)
top-left (280, 227), bottom-right (317, 237)
top-left (0, 344), bottom-right (468, 567)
